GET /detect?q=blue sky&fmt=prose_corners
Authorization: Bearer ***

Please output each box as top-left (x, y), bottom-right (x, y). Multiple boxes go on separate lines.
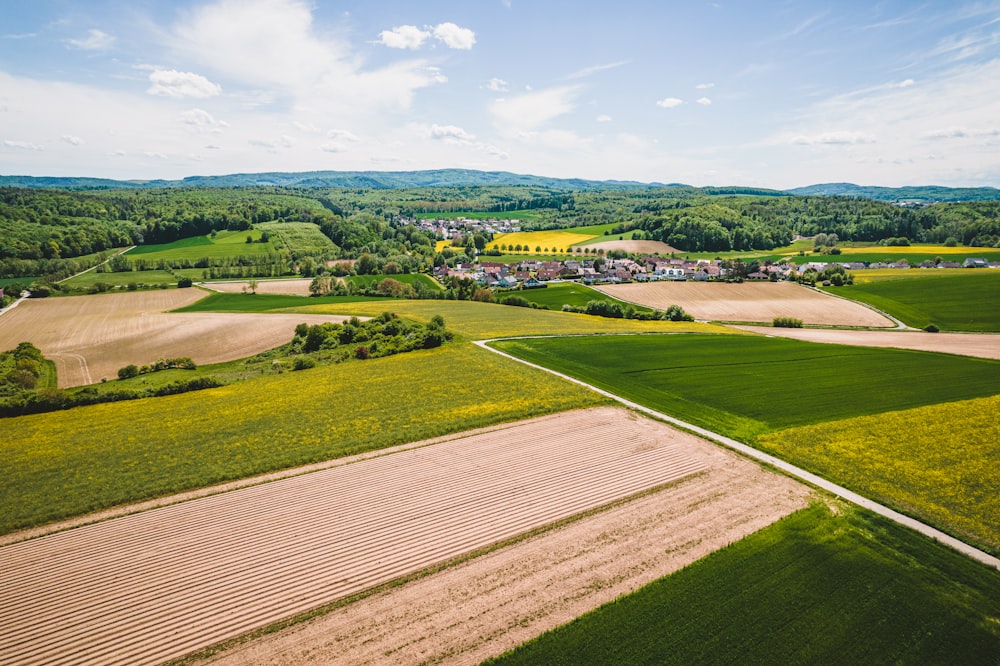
top-left (1, 1), bottom-right (999, 187)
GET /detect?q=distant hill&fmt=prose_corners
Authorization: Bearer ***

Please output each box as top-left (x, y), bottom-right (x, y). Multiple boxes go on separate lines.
top-left (0, 169), bottom-right (662, 191)
top-left (785, 182), bottom-right (1000, 202)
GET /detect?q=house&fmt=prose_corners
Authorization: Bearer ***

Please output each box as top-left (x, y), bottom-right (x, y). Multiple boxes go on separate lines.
top-left (963, 257), bottom-right (989, 268)
top-left (939, 261), bottom-right (962, 269)
top-left (537, 268), bottom-right (561, 281)
top-left (522, 276), bottom-right (545, 289)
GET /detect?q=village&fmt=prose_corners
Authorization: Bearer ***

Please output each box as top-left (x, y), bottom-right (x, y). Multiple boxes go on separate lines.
top-left (432, 253), bottom-right (998, 289)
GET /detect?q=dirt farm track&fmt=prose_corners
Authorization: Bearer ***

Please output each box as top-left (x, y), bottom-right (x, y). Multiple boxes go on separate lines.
top-left (0, 407), bottom-right (810, 665)
top-left (0, 289), bottom-right (353, 387)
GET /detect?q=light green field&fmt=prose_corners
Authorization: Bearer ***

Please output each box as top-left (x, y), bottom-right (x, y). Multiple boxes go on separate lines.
top-left (257, 221), bottom-right (336, 255)
top-left (124, 230), bottom-right (275, 262)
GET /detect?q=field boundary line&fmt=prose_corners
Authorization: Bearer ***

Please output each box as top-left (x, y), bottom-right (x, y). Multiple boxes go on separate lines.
top-left (808, 283), bottom-right (909, 330)
top-left (474, 336), bottom-right (1000, 571)
top-left (57, 246), bottom-right (136, 284)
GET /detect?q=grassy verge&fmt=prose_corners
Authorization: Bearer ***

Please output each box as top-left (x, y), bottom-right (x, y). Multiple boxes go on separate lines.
top-left (0, 343), bottom-right (607, 535)
top-left (488, 503), bottom-right (1000, 665)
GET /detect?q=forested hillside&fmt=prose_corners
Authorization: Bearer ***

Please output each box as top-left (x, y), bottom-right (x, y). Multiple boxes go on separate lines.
top-left (1, 185), bottom-right (998, 283)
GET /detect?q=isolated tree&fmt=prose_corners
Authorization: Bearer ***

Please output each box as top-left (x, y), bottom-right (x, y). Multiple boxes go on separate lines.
top-left (247, 278), bottom-right (259, 295)
top-left (309, 275), bottom-right (332, 296)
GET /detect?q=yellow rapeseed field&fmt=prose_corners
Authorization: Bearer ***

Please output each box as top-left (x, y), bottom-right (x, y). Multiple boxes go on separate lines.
top-left (488, 230), bottom-right (597, 254)
top-left (757, 394), bottom-right (1000, 553)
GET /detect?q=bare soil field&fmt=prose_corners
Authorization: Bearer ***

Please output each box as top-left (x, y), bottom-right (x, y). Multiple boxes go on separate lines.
top-left (585, 239), bottom-right (680, 254)
top-left (731, 325), bottom-right (1000, 360)
top-left (0, 407), bottom-right (810, 666)
top-left (597, 281), bottom-right (894, 327)
top-left (201, 279), bottom-right (313, 296)
top-left (0, 289), bottom-right (352, 386)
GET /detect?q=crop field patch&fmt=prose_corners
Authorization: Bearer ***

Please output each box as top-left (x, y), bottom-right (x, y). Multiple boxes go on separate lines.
top-left (0, 407), bottom-right (788, 666)
top-left (731, 325), bottom-right (1000, 360)
top-left (488, 230), bottom-right (595, 253)
top-left (757, 395), bottom-right (1000, 553)
top-left (596, 281), bottom-right (894, 326)
top-left (203, 278), bottom-right (315, 295)
top-left (584, 239), bottom-right (680, 254)
top-left (0, 290), bottom-right (355, 386)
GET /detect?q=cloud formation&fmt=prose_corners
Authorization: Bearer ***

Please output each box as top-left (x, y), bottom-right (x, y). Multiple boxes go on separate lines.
top-left (377, 22), bottom-right (476, 50)
top-left (656, 97), bottom-right (684, 108)
top-left (791, 131), bottom-right (876, 145)
top-left (66, 29), bottom-right (115, 51)
top-left (148, 70), bottom-right (221, 98)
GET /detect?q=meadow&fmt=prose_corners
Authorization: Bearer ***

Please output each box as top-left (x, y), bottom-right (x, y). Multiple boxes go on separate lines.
top-left (489, 503), bottom-right (1000, 665)
top-left (123, 229), bottom-right (274, 261)
top-left (491, 333), bottom-right (1000, 552)
top-left (758, 395), bottom-right (1000, 553)
top-left (346, 273), bottom-right (443, 290)
top-left (257, 220), bottom-right (337, 254)
top-left (823, 270), bottom-right (1000, 331)
top-left (0, 343), bottom-right (607, 534)
top-left (498, 282), bottom-right (653, 312)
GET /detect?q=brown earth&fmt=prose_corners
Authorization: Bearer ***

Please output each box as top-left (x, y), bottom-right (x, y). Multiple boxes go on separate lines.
top-left (0, 289), bottom-right (355, 387)
top-left (0, 407), bottom-right (810, 666)
top-left (730, 325), bottom-right (1000, 360)
top-left (201, 279), bottom-right (314, 296)
top-left (585, 239), bottom-right (680, 254)
top-left (596, 281), bottom-right (894, 327)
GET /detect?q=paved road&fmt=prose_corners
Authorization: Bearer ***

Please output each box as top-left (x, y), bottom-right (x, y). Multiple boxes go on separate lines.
top-left (474, 338), bottom-right (1000, 571)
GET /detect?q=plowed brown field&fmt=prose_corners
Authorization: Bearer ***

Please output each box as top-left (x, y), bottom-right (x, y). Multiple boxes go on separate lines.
top-left (0, 407), bottom-right (809, 666)
top-left (0, 290), bottom-right (353, 387)
top-left (596, 281), bottom-right (894, 326)
top-left (586, 239), bottom-right (679, 254)
top-left (730, 325), bottom-right (1000, 359)
top-left (202, 279), bottom-right (313, 296)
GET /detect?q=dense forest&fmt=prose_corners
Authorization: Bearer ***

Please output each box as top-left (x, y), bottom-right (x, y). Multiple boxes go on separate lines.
top-left (1, 184), bottom-right (998, 284)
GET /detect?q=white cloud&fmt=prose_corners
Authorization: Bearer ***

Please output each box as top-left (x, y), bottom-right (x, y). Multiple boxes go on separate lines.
top-left (656, 97), bottom-right (684, 108)
top-left (697, 97), bottom-right (712, 106)
top-left (148, 70), bottom-right (221, 98)
top-left (172, 0), bottom-right (443, 115)
top-left (61, 135), bottom-right (84, 146)
top-left (791, 131), bottom-right (876, 145)
top-left (924, 126), bottom-right (1000, 139)
top-left (433, 23), bottom-right (476, 49)
top-left (898, 79), bottom-right (915, 88)
top-left (4, 140), bottom-right (44, 151)
top-left (695, 82), bottom-right (715, 90)
top-left (378, 25), bottom-right (430, 49)
top-left (327, 129), bottom-right (361, 142)
top-left (179, 108), bottom-right (228, 132)
top-left (484, 77), bottom-right (509, 92)
top-left (596, 114), bottom-right (613, 122)
top-left (429, 124), bottom-right (475, 142)
top-left (66, 29), bottom-right (115, 51)
top-left (486, 144), bottom-right (509, 159)
top-left (567, 61), bottom-right (628, 80)
top-left (492, 86), bottom-right (580, 131)
top-left (320, 143), bottom-right (347, 153)
top-left (144, 151), bottom-right (169, 160)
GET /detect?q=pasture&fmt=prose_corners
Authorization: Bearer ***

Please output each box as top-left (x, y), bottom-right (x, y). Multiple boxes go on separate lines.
top-left (823, 270), bottom-right (1000, 331)
top-left (490, 503), bottom-right (1000, 665)
top-left (123, 229), bottom-right (274, 262)
top-left (0, 343), bottom-right (605, 534)
top-left (256, 220), bottom-right (336, 254)
top-left (596, 281), bottom-right (894, 327)
top-left (499, 282), bottom-right (652, 311)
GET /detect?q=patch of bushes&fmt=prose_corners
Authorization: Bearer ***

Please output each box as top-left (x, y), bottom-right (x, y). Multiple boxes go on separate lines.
top-left (118, 357), bottom-right (197, 380)
top-left (292, 312), bottom-right (452, 361)
top-left (0, 376), bottom-right (224, 417)
top-left (562, 300), bottom-right (694, 322)
top-left (924, 324), bottom-right (940, 333)
top-left (773, 317), bottom-right (804, 328)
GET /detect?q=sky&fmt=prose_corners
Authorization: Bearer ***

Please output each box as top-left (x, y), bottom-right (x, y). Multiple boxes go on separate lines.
top-left (1, 0), bottom-right (999, 188)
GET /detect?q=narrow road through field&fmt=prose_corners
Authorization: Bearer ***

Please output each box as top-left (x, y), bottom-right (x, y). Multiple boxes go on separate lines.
top-left (474, 338), bottom-right (1000, 571)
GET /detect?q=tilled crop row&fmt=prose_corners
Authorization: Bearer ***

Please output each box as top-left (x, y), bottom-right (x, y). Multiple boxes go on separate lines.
top-left (0, 408), bottom-right (705, 666)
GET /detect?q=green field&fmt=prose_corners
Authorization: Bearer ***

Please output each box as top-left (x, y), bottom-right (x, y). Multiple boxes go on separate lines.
top-left (491, 334), bottom-right (1000, 440)
top-left (822, 271), bottom-right (1000, 331)
top-left (490, 503), bottom-right (1000, 665)
top-left (61, 269), bottom-right (180, 289)
top-left (499, 283), bottom-right (652, 311)
top-left (257, 221), bottom-right (336, 255)
top-left (172, 292), bottom-right (388, 313)
top-left (125, 229), bottom-right (276, 261)
top-left (346, 273), bottom-right (444, 290)
top-left (0, 343), bottom-right (607, 534)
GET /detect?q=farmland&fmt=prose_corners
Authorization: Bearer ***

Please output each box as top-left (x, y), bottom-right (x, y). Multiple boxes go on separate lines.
top-left (0, 343), bottom-right (606, 534)
top-left (822, 270), bottom-right (1000, 331)
top-left (490, 503), bottom-right (1000, 665)
top-left (490, 334), bottom-right (1000, 551)
top-left (595, 281), bottom-right (894, 327)
top-left (757, 395), bottom-right (1000, 553)
top-left (122, 229), bottom-right (273, 262)
top-left (498, 282), bottom-right (652, 311)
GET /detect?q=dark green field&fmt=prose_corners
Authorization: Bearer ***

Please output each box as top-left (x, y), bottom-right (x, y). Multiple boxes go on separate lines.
top-left (501, 283), bottom-right (652, 311)
top-left (824, 271), bottom-right (1000, 331)
top-left (125, 230), bottom-right (274, 260)
top-left (171, 291), bottom-right (387, 313)
top-left (488, 503), bottom-right (1000, 666)
top-left (491, 334), bottom-right (1000, 440)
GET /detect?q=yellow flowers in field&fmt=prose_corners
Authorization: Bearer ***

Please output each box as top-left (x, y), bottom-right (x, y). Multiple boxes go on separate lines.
top-left (488, 230), bottom-right (596, 253)
top-left (757, 394), bottom-right (1000, 553)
